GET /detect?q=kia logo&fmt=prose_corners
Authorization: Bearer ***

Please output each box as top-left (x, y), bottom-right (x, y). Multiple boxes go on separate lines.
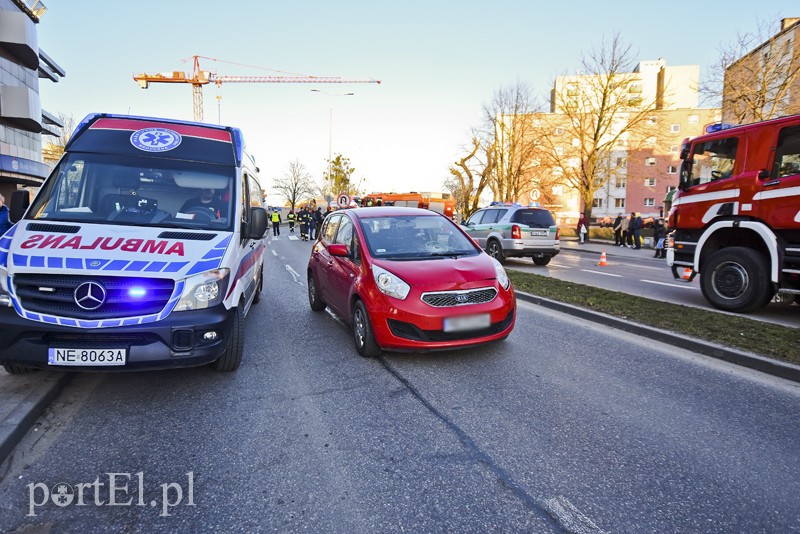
top-left (74, 282), bottom-right (106, 311)
top-left (455, 294), bottom-right (469, 303)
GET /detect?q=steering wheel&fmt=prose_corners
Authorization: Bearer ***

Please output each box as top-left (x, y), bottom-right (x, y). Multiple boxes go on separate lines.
top-left (184, 207), bottom-right (217, 222)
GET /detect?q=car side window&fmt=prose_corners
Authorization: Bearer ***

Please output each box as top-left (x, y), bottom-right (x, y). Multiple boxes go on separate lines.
top-left (466, 211), bottom-right (485, 225)
top-left (322, 214), bottom-right (342, 244)
top-left (773, 125), bottom-right (800, 178)
top-left (335, 216), bottom-right (354, 249)
top-left (481, 209), bottom-right (502, 224)
top-left (688, 137), bottom-right (738, 187)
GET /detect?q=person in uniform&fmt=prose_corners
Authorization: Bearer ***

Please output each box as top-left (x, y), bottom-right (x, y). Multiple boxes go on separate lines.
top-left (271, 209), bottom-right (282, 236)
top-left (298, 206), bottom-right (311, 241)
top-left (287, 209), bottom-right (296, 233)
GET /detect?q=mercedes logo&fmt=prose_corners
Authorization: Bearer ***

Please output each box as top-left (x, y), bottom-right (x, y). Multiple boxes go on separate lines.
top-left (74, 281), bottom-right (106, 310)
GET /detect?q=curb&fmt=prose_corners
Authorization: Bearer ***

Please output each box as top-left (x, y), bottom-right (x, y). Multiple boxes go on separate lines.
top-left (0, 372), bottom-right (73, 464)
top-left (515, 291), bottom-right (800, 383)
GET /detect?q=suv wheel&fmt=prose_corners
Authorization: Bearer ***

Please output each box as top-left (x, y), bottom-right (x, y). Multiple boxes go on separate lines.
top-left (487, 240), bottom-right (506, 264)
top-left (532, 256), bottom-right (551, 266)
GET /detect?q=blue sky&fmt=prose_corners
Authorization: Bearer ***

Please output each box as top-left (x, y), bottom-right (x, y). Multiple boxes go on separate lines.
top-left (38, 1), bottom-right (798, 198)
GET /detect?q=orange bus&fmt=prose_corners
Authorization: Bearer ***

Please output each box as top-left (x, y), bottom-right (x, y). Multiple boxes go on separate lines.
top-left (361, 192), bottom-right (455, 219)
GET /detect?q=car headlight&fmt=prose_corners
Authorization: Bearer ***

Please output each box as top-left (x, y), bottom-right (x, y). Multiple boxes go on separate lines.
top-left (372, 264), bottom-right (410, 300)
top-left (175, 268), bottom-right (230, 311)
top-left (491, 257), bottom-right (510, 289)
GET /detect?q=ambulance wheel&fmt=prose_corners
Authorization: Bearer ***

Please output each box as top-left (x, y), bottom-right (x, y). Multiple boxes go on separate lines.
top-left (352, 299), bottom-right (380, 358)
top-left (308, 272), bottom-right (326, 311)
top-left (212, 306), bottom-right (244, 372)
top-left (700, 247), bottom-right (773, 313)
top-left (3, 363), bottom-right (37, 374)
top-left (252, 266), bottom-right (263, 304)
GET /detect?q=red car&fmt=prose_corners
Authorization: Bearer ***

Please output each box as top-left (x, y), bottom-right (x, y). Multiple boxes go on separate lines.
top-left (307, 207), bottom-right (515, 356)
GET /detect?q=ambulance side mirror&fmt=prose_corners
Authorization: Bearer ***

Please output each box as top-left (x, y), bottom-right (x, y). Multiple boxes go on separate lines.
top-left (9, 189), bottom-right (30, 222)
top-left (248, 207), bottom-right (268, 239)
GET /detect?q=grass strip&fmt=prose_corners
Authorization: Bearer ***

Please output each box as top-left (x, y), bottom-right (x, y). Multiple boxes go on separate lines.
top-left (508, 270), bottom-right (800, 365)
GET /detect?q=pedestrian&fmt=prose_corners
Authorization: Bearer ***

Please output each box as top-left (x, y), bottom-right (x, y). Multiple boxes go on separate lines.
top-left (324, 206), bottom-right (333, 218)
top-left (576, 213), bottom-right (588, 244)
top-left (653, 218), bottom-right (666, 258)
top-left (271, 208), bottom-right (282, 236)
top-left (309, 205), bottom-right (317, 240)
top-left (631, 211), bottom-right (643, 249)
top-left (620, 214), bottom-right (630, 247)
top-left (287, 209), bottom-right (296, 233)
top-left (298, 206), bottom-right (311, 241)
top-left (314, 207), bottom-right (324, 236)
top-left (612, 213), bottom-right (623, 246)
top-left (0, 194), bottom-right (11, 235)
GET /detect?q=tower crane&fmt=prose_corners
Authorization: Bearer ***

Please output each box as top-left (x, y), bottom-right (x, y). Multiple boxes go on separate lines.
top-left (133, 55), bottom-right (381, 122)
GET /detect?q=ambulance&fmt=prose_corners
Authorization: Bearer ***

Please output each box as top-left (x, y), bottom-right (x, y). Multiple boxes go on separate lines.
top-left (0, 114), bottom-right (268, 373)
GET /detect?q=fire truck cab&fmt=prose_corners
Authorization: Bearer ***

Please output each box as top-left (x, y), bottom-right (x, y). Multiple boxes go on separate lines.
top-left (667, 114), bottom-right (800, 312)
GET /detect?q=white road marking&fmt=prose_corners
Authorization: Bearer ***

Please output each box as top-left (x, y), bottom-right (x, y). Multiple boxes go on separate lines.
top-left (581, 269), bottom-right (622, 277)
top-left (285, 264), bottom-right (303, 285)
top-left (271, 250), bottom-right (278, 256)
top-left (288, 235), bottom-right (300, 241)
top-left (640, 279), bottom-right (699, 290)
top-left (545, 495), bottom-right (606, 534)
top-left (632, 264), bottom-right (664, 271)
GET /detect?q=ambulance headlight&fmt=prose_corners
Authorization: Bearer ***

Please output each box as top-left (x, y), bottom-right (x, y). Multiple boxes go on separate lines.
top-left (175, 268), bottom-right (230, 311)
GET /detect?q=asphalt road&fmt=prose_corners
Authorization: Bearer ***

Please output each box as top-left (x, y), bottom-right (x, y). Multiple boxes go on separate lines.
top-left (0, 232), bottom-right (798, 532)
top-left (507, 245), bottom-right (800, 329)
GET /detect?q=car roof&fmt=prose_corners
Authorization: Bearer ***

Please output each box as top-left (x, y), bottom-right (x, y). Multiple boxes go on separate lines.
top-left (346, 206), bottom-right (442, 219)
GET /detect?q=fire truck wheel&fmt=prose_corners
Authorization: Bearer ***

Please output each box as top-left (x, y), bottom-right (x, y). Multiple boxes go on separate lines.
top-left (701, 247), bottom-right (773, 313)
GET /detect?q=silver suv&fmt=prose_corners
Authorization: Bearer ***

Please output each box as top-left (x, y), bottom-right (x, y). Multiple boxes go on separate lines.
top-left (462, 204), bottom-right (560, 265)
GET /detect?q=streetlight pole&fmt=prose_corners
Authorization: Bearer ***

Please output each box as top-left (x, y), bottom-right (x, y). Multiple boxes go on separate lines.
top-left (311, 90), bottom-right (354, 199)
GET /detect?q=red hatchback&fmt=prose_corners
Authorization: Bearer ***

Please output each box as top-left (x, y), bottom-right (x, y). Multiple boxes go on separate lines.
top-left (307, 207), bottom-right (515, 356)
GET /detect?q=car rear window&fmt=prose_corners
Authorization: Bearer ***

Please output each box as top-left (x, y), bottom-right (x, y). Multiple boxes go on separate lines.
top-left (510, 209), bottom-right (555, 228)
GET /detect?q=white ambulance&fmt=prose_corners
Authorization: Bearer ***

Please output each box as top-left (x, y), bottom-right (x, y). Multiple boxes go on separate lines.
top-left (0, 114), bottom-right (268, 373)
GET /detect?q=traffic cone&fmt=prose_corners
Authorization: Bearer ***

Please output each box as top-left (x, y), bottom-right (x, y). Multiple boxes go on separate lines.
top-left (681, 268), bottom-right (693, 280)
top-left (597, 250), bottom-right (608, 266)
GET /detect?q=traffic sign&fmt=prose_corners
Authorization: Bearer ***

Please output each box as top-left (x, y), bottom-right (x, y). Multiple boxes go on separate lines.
top-left (337, 193), bottom-right (351, 207)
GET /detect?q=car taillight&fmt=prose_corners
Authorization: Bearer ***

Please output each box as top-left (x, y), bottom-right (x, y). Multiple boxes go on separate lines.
top-left (511, 225), bottom-right (521, 239)
top-left (555, 227), bottom-right (560, 240)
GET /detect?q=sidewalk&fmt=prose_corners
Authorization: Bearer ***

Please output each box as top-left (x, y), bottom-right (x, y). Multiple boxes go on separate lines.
top-left (560, 237), bottom-right (666, 261)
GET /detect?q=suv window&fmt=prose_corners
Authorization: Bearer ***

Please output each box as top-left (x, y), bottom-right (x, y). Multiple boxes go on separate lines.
top-left (510, 209), bottom-right (555, 228)
top-left (466, 211), bottom-right (486, 225)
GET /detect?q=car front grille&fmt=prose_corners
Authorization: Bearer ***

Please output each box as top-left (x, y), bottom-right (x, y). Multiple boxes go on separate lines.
top-left (421, 287), bottom-right (497, 307)
top-left (13, 274), bottom-right (174, 320)
top-left (387, 309), bottom-right (514, 342)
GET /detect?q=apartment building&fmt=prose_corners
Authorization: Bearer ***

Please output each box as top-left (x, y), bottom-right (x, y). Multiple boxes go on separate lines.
top-left (0, 0), bottom-right (64, 202)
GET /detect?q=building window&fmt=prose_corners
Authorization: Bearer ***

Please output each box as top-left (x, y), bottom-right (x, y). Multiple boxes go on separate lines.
top-left (615, 198), bottom-right (626, 208)
top-left (688, 115), bottom-right (699, 124)
top-left (647, 116), bottom-right (658, 125)
top-left (670, 124), bottom-right (681, 133)
top-left (616, 157), bottom-right (625, 167)
top-left (615, 177), bottom-right (627, 188)
top-left (555, 146), bottom-right (564, 156)
top-left (646, 136), bottom-right (657, 146)
top-left (645, 177), bottom-right (656, 187)
top-left (667, 165), bottom-right (677, 174)
top-left (592, 198), bottom-right (603, 208)
top-left (644, 198), bottom-right (655, 206)
top-left (554, 127), bottom-right (564, 135)
top-left (666, 186), bottom-right (677, 193)
top-left (568, 157), bottom-right (580, 168)
top-left (629, 83), bottom-right (643, 94)
top-left (572, 137), bottom-right (580, 147)
top-left (566, 85), bottom-right (579, 97)
top-left (645, 157), bottom-right (657, 166)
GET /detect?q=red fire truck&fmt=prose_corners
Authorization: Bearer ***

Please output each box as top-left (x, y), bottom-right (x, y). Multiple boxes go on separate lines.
top-left (667, 115), bottom-right (800, 312)
top-left (360, 192), bottom-right (455, 219)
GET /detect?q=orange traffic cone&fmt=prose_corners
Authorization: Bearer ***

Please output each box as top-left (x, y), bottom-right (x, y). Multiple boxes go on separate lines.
top-left (681, 268), bottom-right (693, 280)
top-left (597, 250), bottom-right (608, 266)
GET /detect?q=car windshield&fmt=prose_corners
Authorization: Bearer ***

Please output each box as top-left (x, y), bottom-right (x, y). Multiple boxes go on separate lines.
top-left (25, 153), bottom-right (236, 231)
top-left (359, 215), bottom-right (479, 259)
top-left (510, 209), bottom-right (555, 228)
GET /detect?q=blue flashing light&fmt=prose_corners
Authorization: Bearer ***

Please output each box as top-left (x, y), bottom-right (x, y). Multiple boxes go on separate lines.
top-left (704, 123), bottom-right (734, 134)
top-left (128, 287), bottom-right (147, 298)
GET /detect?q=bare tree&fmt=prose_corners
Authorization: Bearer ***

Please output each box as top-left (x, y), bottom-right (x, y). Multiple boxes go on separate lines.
top-left (272, 160), bottom-right (315, 210)
top-left (702, 18), bottom-right (800, 124)
top-left (485, 82), bottom-right (543, 202)
top-left (447, 135), bottom-right (495, 219)
top-left (538, 33), bottom-right (659, 221)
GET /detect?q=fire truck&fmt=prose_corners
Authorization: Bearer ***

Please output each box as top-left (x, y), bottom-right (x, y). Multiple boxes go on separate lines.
top-left (360, 192), bottom-right (455, 219)
top-left (667, 114), bottom-right (800, 312)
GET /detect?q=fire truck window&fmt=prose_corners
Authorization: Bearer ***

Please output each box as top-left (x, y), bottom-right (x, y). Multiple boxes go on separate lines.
top-left (774, 126), bottom-right (800, 178)
top-left (689, 137), bottom-right (738, 187)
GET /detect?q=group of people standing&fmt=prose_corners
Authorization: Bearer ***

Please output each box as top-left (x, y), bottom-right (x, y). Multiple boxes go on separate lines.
top-left (285, 206), bottom-right (326, 241)
top-left (610, 212), bottom-right (667, 257)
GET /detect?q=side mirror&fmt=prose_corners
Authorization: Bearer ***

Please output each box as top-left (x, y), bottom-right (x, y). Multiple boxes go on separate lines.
top-left (248, 207), bottom-right (267, 239)
top-left (10, 189), bottom-right (30, 222)
top-left (328, 243), bottom-right (349, 257)
top-left (758, 169), bottom-right (771, 180)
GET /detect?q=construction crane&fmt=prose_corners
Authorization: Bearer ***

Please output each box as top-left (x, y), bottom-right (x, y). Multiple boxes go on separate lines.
top-left (133, 55), bottom-right (381, 122)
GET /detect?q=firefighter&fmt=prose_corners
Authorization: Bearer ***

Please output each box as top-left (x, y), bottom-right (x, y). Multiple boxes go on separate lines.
top-left (271, 208), bottom-right (282, 236)
top-left (298, 206), bottom-right (311, 241)
top-left (287, 209), bottom-right (296, 232)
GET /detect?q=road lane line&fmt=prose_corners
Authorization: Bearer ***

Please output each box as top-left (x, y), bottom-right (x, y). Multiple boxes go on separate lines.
top-left (581, 269), bottom-right (622, 277)
top-left (271, 250), bottom-right (278, 256)
top-left (285, 264), bottom-right (303, 286)
top-left (545, 495), bottom-right (606, 534)
top-left (640, 279), bottom-right (699, 290)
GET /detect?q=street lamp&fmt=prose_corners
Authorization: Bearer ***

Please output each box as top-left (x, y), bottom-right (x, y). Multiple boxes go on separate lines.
top-left (311, 90), bottom-right (354, 197)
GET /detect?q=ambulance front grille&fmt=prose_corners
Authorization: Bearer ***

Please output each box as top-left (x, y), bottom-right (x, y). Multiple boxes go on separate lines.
top-left (13, 274), bottom-right (175, 320)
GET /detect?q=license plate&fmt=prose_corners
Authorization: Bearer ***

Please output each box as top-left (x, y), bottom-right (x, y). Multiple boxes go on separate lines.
top-left (443, 314), bottom-right (491, 332)
top-left (531, 230), bottom-right (547, 237)
top-left (48, 347), bottom-right (127, 366)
